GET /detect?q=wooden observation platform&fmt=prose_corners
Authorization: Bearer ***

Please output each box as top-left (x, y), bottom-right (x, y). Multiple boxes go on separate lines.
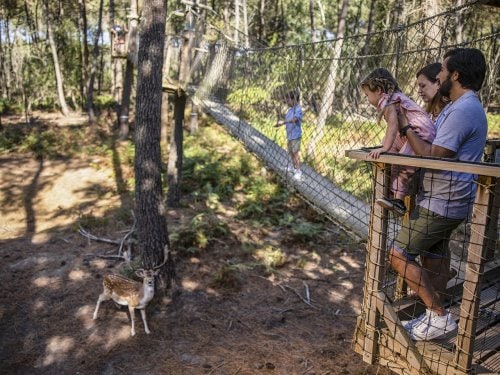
top-left (346, 149), bottom-right (500, 375)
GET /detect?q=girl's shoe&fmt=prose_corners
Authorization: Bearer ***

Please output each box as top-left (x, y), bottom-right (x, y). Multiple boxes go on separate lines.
top-left (376, 198), bottom-right (406, 216)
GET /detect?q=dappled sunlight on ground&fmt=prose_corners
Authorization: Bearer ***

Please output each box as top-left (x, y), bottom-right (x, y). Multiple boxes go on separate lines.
top-left (0, 113), bottom-right (390, 374)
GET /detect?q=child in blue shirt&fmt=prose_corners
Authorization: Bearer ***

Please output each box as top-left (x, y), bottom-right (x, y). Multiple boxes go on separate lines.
top-left (275, 90), bottom-right (303, 180)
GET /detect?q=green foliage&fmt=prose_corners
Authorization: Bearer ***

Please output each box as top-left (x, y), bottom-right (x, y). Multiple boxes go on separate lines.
top-left (171, 212), bottom-right (230, 255)
top-left (254, 245), bottom-right (287, 270)
top-left (237, 176), bottom-right (291, 225)
top-left (183, 125), bottom-right (256, 201)
top-left (211, 263), bottom-right (243, 290)
top-left (94, 95), bottom-right (116, 110)
top-left (488, 113), bottom-right (500, 138)
top-left (289, 219), bottom-right (324, 243)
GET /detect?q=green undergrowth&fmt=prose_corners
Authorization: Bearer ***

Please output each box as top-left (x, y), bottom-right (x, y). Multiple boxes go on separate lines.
top-left (173, 122), bottom-right (339, 287)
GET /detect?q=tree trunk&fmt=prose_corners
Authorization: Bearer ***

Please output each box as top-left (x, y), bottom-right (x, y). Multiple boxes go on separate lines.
top-left (134, 0), bottom-right (174, 287)
top-left (166, 91), bottom-right (186, 208)
top-left (189, 99), bottom-right (198, 134)
top-left (306, 0), bottom-right (349, 158)
top-left (456, 0), bottom-right (464, 44)
top-left (86, 0), bottom-right (104, 124)
top-left (234, 0), bottom-right (240, 44)
top-left (309, 0), bottom-right (316, 42)
top-left (119, 0), bottom-right (139, 140)
top-left (242, 0), bottom-right (249, 48)
top-left (79, 0), bottom-right (89, 108)
top-left (161, 91), bottom-right (170, 152)
top-left (46, 3), bottom-right (70, 116)
top-left (259, 0), bottom-right (265, 44)
top-left (167, 11), bottom-right (194, 207)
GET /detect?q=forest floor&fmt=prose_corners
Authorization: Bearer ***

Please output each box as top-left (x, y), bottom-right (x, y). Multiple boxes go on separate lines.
top-left (0, 112), bottom-right (391, 375)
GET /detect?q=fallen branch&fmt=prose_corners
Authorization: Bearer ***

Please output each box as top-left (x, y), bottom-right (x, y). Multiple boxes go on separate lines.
top-left (281, 284), bottom-right (316, 309)
top-left (78, 226), bottom-right (120, 245)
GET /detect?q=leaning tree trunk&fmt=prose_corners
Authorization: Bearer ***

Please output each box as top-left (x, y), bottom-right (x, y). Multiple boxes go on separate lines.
top-left (45, 3), bottom-right (70, 116)
top-left (306, 0), bottom-right (349, 158)
top-left (134, 0), bottom-right (175, 287)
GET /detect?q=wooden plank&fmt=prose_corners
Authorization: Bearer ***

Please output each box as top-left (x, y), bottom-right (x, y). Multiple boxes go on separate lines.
top-left (375, 291), bottom-right (431, 373)
top-left (346, 149), bottom-right (500, 178)
top-left (362, 163), bottom-right (389, 364)
top-left (455, 176), bottom-right (494, 371)
top-left (354, 314), bottom-right (499, 374)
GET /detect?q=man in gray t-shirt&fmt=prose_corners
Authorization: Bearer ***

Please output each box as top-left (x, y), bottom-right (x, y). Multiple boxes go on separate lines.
top-left (389, 48), bottom-right (488, 341)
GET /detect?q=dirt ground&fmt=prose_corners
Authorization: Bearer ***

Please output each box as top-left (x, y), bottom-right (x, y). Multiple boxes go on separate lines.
top-left (0, 113), bottom-right (392, 375)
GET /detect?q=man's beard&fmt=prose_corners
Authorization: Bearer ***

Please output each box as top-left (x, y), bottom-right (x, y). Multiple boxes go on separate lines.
top-left (439, 74), bottom-right (452, 97)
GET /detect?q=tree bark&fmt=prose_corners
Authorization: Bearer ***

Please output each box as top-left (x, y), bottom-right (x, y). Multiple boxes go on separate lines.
top-left (78, 0), bottom-right (89, 108)
top-left (45, 2), bottom-right (70, 116)
top-left (134, 0), bottom-right (174, 287)
top-left (119, 0), bottom-right (139, 140)
top-left (306, 0), bottom-right (349, 158)
top-left (166, 91), bottom-right (185, 208)
top-left (86, 0), bottom-right (104, 124)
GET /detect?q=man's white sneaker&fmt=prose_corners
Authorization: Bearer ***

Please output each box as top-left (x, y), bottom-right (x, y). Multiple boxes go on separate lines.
top-left (293, 169), bottom-right (302, 181)
top-left (401, 310), bottom-right (429, 332)
top-left (411, 310), bottom-right (457, 341)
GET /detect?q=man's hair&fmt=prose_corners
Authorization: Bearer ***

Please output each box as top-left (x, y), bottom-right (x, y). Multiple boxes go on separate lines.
top-left (443, 48), bottom-right (486, 91)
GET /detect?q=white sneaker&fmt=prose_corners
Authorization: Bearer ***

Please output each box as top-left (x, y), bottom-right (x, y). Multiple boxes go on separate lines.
top-left (293, 169), bottom-right (302, 181)
top-left (401, 310), bottom-right (428, 332)
top-left (411, 310), bottom-right (457, 341)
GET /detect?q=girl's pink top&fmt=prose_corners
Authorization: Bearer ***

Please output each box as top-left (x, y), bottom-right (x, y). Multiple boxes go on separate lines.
top-left (377, 92), bottom-right (436, 154)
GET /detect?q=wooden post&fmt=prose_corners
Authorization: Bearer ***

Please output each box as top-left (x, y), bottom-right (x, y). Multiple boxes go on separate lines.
top-left (454, 175), bottom-right (493, 372)
top-left (362, 162), bottom-right (389, 364)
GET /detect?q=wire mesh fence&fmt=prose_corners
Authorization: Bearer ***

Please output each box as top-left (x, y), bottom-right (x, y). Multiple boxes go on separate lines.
top-left (188, 2), bottom-right (500, 372)
top-left (192, 1), bottom-right (499, 242)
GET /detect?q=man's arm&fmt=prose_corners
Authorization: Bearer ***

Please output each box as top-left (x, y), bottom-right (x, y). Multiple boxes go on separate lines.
top-left (397, 111), bottom-right (456, 158)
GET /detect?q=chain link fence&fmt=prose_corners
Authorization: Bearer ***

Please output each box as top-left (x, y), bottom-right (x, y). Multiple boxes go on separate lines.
top-left (192, 1), bottom-right (499, 240)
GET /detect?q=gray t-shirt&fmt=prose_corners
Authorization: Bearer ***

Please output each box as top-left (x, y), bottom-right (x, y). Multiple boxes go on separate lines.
top-left (419, 91), bottom-right (488, 219)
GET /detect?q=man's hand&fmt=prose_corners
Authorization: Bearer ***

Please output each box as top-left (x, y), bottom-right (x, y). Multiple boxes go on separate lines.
top-left (275, 120), bottom-right (285, 127)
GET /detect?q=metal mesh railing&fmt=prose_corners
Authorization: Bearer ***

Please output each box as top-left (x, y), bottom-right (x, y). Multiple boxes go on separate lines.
top-left (192, 0), bottom-right (499, 239)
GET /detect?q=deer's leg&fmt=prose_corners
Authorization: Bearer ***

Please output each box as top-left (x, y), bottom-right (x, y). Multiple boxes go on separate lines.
top-left (140, 308), bottom-right (151, 334)
top-left (128, 305), bottom-right (136, 336)
top-left (93, 292), bottom-right (110, 320)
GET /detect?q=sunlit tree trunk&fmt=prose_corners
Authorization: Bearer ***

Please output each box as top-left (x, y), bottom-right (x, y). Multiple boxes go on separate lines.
top-left (242, 0), bottom-right (249, 48)
top-left (78, 0), bottom-right (89, 108)
top-left (45, 2), bottom-right (70, 116)
top-left (456, 0), bottom-right (464, 44)
top-left (134, 0), bottom-right (175, 287)
top-left (259, 0), bottom-right (265, 43)
top-left (234, 0), bottom-right (240, 44)
top-left (119, 0), bottom-right (139, 140)
top-left (86, 0), bottom-right (104, 123)
top-left (307, 0), bottom-right (349, 158)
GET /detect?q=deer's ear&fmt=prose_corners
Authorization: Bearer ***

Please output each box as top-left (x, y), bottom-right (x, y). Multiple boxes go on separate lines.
top-left (154, 269), bottom-right (161, 276)
top-left (135, 270), bottom-right (144, 278)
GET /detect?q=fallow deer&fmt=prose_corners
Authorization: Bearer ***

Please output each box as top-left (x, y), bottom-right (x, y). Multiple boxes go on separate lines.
top-left (93, 265), bottom-right (162, 336)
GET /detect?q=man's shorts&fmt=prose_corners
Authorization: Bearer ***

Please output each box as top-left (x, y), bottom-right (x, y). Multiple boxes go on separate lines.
top-left (288, 138), bottom-right (301, 154)
top-left (393, 207), bottom-right (463, 260)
